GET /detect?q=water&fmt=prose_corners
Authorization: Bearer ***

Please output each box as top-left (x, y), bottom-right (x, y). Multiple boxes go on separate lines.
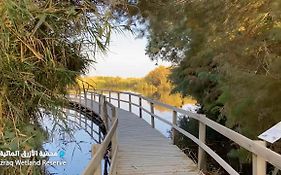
top-left (40, 109), bottom-right (102, 175)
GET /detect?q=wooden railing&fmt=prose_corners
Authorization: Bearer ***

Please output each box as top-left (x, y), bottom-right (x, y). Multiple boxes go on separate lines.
top-left (71, 91), bottom-right (118, 175)
top-left (85, 89), bottom-right (281, 175)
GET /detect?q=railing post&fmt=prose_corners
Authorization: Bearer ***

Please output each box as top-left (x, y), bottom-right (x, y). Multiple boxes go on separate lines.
top-left (252, 140), bottom-right (266, 175)
top-left (117, 92), bottom-right (120, 108)
top-left (84, 90), bottom-right (87, 107)
top-left (98, 128), bottom-right (101, 143)
top-left (109, 91), bottom-right (111, 103)
top-left (98, 95), bottom-right (101, 115)
top-left (172, 110), bottom-right (177, 144)
top-left (79, 89), bottom-right (82, 126)
top-left (91, 92), bottom-right (93, 110)
top-left (83, 89), bottom-right (88, 130)
top-left (79, 89), bottom-right (81, 109)
top-left (198, 121), bottom-right (206, 171)
top-left (103, 96), bottom-right (109, 130)
top-left (100, 95), bottom-right (109, 130)
top-left (92, 144), bottom-right (101, 175)
top-left (150, 102), bottom-right (155, 128)
top-left (129, 94), bottom-right (132, 112)
top-left (139, 97), bottom-right (142, 118)
top-left (111, 107), bottom-right (117, 154)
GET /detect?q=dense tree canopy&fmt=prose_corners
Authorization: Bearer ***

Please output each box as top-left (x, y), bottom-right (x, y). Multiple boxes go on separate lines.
top-left (126, 0), bottom-right (281, 171)
top-left (130, 0), bottom-right (281, 138)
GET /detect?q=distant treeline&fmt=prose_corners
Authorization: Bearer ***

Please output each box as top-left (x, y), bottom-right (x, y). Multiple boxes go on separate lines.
top-left (80, 66), bottom-right (172, 91)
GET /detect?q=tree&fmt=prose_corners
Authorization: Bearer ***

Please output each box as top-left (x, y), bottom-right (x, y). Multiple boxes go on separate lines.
top-left (144, 66), bottom-right (171, 89)
top-left (129, 0), bottom-right (281, 172)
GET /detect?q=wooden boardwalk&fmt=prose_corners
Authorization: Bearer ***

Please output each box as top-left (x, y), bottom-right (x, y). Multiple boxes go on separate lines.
top-left (69, 90), bottom-right (281, 175)
top-left (69, 96), bottom-right (200, 175)
top-left (116, 108), bottom-right (199, 175)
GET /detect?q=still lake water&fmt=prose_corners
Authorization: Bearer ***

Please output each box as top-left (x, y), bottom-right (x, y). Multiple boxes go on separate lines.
top-left (41, 90), bottom-right (198, 174)
top-left (40, 110), bottom-right (102, 175)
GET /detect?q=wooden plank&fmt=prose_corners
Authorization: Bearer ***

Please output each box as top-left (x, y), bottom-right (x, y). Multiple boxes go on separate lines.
top-left (115, 108), bottom-right (199, 175)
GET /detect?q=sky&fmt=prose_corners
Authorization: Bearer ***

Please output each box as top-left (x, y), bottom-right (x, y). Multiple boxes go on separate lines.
top-left (87, 31), bottom-right (170, 78)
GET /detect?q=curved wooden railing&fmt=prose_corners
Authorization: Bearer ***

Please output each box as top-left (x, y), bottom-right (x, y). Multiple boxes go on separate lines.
top-left (69, 91), bottom-right (119, 175)
top-left (80, 89), bottom-right (281, 175)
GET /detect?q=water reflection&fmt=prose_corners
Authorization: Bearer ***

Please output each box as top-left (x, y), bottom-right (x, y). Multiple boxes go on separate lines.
top-left (39, 109), bottom-right (102, 175)
top-left (140, 90), bottom-right (197, 112)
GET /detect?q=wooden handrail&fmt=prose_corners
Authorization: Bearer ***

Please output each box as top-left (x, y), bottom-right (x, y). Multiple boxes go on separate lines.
top-left (92, 89), bottom-right (281, 174)
top-left (74, 92), bottom-right (119, 175)
top-left (82, 116), bottom-right (118, 175)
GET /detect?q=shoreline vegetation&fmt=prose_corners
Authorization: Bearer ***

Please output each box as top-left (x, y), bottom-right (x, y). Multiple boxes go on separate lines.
top-left (80, 66), bottom-right (172, 92)
top-left (78, 66), bottom-right (197, 110)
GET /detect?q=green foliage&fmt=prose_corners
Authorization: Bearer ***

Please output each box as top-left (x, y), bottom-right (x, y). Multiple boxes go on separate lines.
top-left (132, 0), bottom-right (281, 139)
top-left (0, 0), bottom-right (128, 174)
top-left (129, 0), bottom-right (281, 171)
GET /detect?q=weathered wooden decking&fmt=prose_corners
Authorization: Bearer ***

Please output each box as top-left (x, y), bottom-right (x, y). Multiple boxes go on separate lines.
top-left (69, 96), bottom-right (200, 175)
top-left (117, 108), bottom-right (199, 175)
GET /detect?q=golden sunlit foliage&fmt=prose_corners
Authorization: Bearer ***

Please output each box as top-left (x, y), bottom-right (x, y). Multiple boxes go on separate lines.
top-left (80, 66), bottom-right (172, 91)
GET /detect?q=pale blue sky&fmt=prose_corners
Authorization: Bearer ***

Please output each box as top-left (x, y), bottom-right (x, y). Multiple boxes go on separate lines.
top-left (87, 31), bottom-right (170, 78)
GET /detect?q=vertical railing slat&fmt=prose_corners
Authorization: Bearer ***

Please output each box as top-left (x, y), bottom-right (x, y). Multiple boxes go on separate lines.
top-left (139, 97), bottom-right (142, 118)
top-left (150, 102), bottom-right (155, 128)
top-left (252, 140), bottom-right (266, 175)
top-left (117, 92), bottom-right (120, 108)
top-left (172, 111), bottom-right (177, 144)
top-left (91, 92), bottom-right (93, 110)
top-left (198, 122), bottom-right (206, 171)
top-left (129, 94), bottom-right (132, 112)
top-left (98, 95), bottom-right (101, 115)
